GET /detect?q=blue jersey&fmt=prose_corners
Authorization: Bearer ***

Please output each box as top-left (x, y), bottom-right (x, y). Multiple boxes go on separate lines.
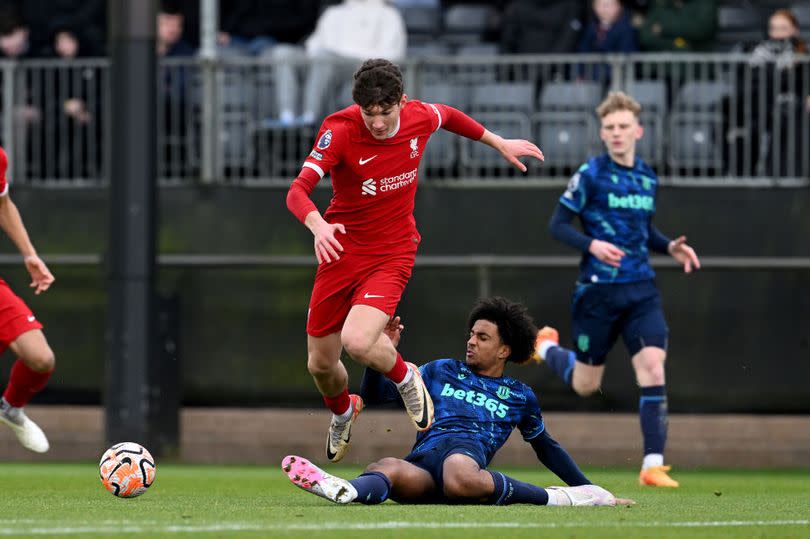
top-left (560, 153), bottom-right (659, 284)
top-left (410, 359), bottom-right (545, 465)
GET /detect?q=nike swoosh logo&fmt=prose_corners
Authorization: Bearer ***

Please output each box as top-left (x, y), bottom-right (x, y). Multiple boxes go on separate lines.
top-left (363, 293), bottom-right (384, 299)
top-left (27, 316), bottom-right (36, 322)
top-left (413, 382), bottom-right (430, 430)
top-left (358, 155), bottom-right (378, 165)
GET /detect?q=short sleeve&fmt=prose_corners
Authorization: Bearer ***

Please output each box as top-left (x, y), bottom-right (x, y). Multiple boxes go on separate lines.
top-left (302, 119), bottom-right (346, 179)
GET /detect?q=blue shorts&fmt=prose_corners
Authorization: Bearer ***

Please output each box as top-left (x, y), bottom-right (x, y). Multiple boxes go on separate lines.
top-left (404, 437), bottom-right (488, 493)
top-left (571, 279), bottom-right (668, 366)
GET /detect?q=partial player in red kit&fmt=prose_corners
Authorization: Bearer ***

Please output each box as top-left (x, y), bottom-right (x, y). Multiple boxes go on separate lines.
top-left (286, 59), bottom-right (544, 462)
top-left (0, 146), bottom-right (56, 453)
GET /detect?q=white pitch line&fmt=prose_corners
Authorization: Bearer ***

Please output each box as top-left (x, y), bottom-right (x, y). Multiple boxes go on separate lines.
top-left (0, 519), bottom-right (808, 535)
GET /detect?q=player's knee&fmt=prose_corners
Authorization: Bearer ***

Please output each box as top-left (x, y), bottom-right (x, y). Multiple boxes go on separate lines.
top-left (340, 332), bottom-right (374, 362)
top-left (572, 378), bottom-right (600, 397)
top-left (365, 457), bottom-right (400, 476)
top-left (634, 354), bottom-right (666, 385)
top-left (442, 472), bottom-right (484, 500)
top-left (306, 353), bottom-right (333, 377)
top-left (23, 347), bottom-right (55, 373)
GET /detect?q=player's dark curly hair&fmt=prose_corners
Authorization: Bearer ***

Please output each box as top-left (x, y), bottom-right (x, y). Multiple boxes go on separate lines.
top-left (467, 297), bottom-right (537, 365)
top-left (352, 59), bottom-right (404, 109)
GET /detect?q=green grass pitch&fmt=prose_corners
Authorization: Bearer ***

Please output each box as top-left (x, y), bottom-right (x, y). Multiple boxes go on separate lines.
top-left (0, 463), bottom-right (808, 538)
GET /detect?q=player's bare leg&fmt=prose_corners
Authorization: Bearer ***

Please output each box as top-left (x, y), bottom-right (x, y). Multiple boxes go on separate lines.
top-left (342, 305), bottom-right (433, 431)
top-left (307, 333), bottom-right (361, 462)
top-left (0, 329), bottom-right (54, 453)
top-left (571, 362), bottom-right (605, 397)
top-left (633, 346), bottom-right (677, 487)
top-left (365, 457), bottom-right (436, 502)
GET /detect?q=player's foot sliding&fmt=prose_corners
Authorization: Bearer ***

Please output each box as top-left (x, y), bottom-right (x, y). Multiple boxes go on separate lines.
top-left (282, 455), bottom-right (358, 504)
top-left (325, 394), bottom-right (363, 463)
top-left (397, 363), bottom-right (434, 432)
top-left (546, 484), bottom-right (634, 506)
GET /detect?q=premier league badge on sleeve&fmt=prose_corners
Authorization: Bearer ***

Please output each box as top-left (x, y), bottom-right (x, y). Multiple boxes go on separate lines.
top-left (317, 129), bottom-right (333, 150)
top-left (563, 172), bottom-right (580, 199)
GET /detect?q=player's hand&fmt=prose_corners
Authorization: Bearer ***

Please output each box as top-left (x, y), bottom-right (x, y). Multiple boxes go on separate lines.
top-left (588, 239), bottom-right (625, 268)
top-left (497, 138), bottom-right (545, 172)
top-left (383, 315), bottom-right (404, 348)
top-left (312, 221), bottom-right (346, 264)
top-left (668, 235), bottom-right (700, 274)
top-left (24, 255), bottom-right (54, 295)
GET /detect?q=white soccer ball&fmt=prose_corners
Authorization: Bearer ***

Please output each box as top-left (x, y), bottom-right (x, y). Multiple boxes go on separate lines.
top-left (98, 442), bottom-right (156, 498)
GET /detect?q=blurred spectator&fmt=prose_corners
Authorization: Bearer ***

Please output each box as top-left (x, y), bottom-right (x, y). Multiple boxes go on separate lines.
top-left (742, 9), bottom-right (809, 176)
top-left (638, 0), bottom-right (716, 52)
top-left (0, 6), bottom-right (40, 165)
top-left (578, 0), bottom-right (638, 54)
top-left (0, 5), bottom-right (36, 59)
top-left (501, 0), bottom-right (587, 54)
top-left (158, 2), bottom-right (196, 173)
top-left (158, 2), bottom-right (196, 58)
top-left (15, 0), bottom-right (106, 58)
top-left (48, 14), bottom-right (105, 178)
top-left (218, 0), bottom-right (318, 57)
top-left (577, 0), bottom-right (638, 82)
top-left (271, 0), bottom-right (406, 126)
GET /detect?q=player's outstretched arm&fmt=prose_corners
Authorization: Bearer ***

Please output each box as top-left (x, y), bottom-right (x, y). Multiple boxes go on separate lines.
top-left (287, 168), bottom-right (345, 264)
top-left (529, 430), bottom-right (590, 486)
top-left (668, 235), bottom-right (700, 274)
top-left (0, 195), bottom-right (54, 294)
top-left (304, 211), bottom-right (345, 264)
top-left (479, 129), bottom-right (544, 172)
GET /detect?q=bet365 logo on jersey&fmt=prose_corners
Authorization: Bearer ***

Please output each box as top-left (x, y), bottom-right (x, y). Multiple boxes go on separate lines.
top-left (440, 383), bottom-right (510, 418)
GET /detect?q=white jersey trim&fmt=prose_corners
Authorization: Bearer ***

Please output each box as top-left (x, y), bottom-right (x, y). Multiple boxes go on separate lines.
top-left (0, 183), bottom-right (8, 197)
top-left (428, 103), bottom-right (442, 132)
top-left (303, 162), bottom-right (325, 178)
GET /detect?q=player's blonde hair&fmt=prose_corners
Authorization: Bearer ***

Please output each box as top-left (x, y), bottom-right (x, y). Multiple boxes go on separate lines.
top-left (596, 91), bottom-right (642, 119)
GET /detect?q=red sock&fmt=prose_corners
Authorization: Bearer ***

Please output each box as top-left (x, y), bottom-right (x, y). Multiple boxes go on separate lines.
top-left (323, 389), bottom-right (351, 416)
top-left (384, 353), bottom-right (409, 384)
top-left (3, 359), bottom-right (53, 408)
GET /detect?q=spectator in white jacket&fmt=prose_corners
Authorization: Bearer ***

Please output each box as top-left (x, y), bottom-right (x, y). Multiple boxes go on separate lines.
top-left (269, 0), bottom-right (407, 126)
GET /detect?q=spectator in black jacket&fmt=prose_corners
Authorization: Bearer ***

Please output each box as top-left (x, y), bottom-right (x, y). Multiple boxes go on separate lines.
top-left (218, 0), bottom-right (319, 57)
top-left (577, 0), bottom-right (638, 83)
top-left (11, 0), bottom-right (106, 58)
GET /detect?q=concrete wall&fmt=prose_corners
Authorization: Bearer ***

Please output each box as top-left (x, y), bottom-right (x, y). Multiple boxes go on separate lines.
top-left (3, 406), bottom-right (809, 469)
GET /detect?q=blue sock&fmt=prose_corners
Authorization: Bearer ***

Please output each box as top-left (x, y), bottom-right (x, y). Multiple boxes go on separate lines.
top-left (639, 385), bottom-right (668, 455)
top-left (545, 346), bottom-right (576, 386)
top-left (487, 471), bottom-right (549, 505)
top-left (349, 472), bottom-right (391, 505)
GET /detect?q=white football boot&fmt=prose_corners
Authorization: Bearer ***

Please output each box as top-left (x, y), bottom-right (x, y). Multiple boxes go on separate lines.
top-left (0, 398), bottom-right (49, 453)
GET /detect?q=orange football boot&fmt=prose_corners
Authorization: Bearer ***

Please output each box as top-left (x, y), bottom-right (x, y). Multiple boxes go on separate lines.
top-left (531, 326), bottom-right (560, 363)
top-left (639, 465), bottom-right (680, 487)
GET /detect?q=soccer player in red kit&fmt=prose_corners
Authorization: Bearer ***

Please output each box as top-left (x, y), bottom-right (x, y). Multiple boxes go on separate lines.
top-left (0, 146), bottom-right (56, 453)
top-left (286, 59), bottom-right (544, 462)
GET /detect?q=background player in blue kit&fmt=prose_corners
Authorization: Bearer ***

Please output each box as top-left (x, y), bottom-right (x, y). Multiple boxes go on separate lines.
top-left (282, 297), bottom-right (632, 507)
top-left (542, 91), bottom-right (701, 488)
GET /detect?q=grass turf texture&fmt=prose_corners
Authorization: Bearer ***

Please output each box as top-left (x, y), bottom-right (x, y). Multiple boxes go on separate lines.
top-left (0, 463), bottom-right (808, 538)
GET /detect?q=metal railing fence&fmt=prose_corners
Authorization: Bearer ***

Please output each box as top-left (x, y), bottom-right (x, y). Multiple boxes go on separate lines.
top-left (1, 53), bottom-right (807, 187)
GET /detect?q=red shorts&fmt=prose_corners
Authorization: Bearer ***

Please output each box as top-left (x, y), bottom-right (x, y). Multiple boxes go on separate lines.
top-left (0, 278), bottom-right (43, 354)
top-left (307, 252), bottom-right (415, 337)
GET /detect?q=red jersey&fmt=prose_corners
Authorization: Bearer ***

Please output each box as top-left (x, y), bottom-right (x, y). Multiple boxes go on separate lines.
top-left (300, 100), bottom-right (445, 255)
